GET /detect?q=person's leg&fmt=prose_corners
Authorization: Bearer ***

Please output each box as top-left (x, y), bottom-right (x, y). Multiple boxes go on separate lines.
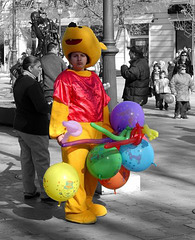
top-left (17, 132), bottom-right (37, 196)
top-left (181, 101), bottom-right (188, 118)
top-left (159, 94), bottom-right (163, 110)
top-left (187, 101), bottom-right (191, 111)
top-left (84, 124), bottom-right (107, 217)
top-left (18, 132), bottom-right (50, 199)
top-left (29, 135), bottom-right (50, 198)
top-left (174, 101), bottom-right (181, 118)
top-left (62, 146), bottom-right (97, 224)
top-left (155, 93), bottom-right (160, 108)
top-left (164, 101), bottom-right (169, 110)
top-left (61, 122), bottom-right (106, 223)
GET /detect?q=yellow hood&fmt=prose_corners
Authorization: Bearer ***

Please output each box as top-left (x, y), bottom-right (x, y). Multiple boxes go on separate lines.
top-left (62, 22), bottom-right (107, 68)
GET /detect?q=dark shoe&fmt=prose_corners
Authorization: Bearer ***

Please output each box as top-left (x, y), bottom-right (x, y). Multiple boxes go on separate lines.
top-left (24, 192), bottom-right (40, 199)
top-left (41, 197), bottom-right (56, 203)
top-left (181, 116), bottom-right (188, 119)
top-left (164, 107), bottom-right (168, 111)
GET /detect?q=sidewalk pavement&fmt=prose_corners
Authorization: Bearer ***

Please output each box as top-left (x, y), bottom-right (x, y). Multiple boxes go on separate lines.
top-left (1, 75), bottom-right (195, 239)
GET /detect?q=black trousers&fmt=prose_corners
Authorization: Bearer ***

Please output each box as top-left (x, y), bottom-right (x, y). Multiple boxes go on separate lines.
top-left (175, 101), bottom-right (188, 117)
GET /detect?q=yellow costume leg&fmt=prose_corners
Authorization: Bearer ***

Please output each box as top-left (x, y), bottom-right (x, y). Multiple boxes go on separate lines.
top-left (85, 168), bottom-right (107, 217)
top-left (62, 123), bottom-right (106, 224)
top-left (84, 123), bottom-right (107, 217)
top-left (62, 145), bottom-right (97, 224)
top-left (50, 101), bottom-right (108, 222)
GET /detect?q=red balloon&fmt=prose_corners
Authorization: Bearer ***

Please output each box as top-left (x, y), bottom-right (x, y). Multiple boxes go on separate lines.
top-left (99, 165), bottom-right (130, 193)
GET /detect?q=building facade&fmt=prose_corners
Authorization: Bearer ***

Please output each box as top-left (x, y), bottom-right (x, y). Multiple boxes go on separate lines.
top-left (1, 0), bottom-right (194, 74)
top-left (115, 0), bottom-right (194, 72)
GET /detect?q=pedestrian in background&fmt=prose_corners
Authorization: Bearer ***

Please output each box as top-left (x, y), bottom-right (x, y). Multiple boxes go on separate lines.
top-left (13, 56), bottom-right (51, 201)
top-left (170, 64), bottom-right (195, 119)
top-left (150, 62), bottom-right (161, 108)
top-left (121, 46), bottom-right (150, 106)
top-left (172, 50), bottom-right (193, 77)
top-left (158, 60), bottom-right (168, 75)
top-left (172, 50), bottom-right (193, 111)
top-left (41, 42), bottom-right (67, 114)
top-left (155, 70), bottom-right (171, 110)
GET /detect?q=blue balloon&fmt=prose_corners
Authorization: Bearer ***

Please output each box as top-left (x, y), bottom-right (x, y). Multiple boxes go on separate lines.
top-left (119, 139), bottom-right (155, 172)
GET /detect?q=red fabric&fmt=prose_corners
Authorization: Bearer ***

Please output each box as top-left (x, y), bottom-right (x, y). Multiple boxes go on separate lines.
top-left (53, 70), bottom-right (110, 122)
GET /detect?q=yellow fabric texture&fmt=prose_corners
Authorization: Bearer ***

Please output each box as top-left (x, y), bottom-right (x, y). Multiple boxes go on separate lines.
top-left (49, 98), bottom-right (112, 222)
top-left (62, 24), bottom-right (107, 68)
top-left (49, 99), bottom-right (68, 138)
top-left (50, 22), bottom-right (112, 223)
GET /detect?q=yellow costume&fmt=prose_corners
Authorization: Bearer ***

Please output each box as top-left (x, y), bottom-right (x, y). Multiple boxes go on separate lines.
top-left (49, 22), bottom-right (111, 224)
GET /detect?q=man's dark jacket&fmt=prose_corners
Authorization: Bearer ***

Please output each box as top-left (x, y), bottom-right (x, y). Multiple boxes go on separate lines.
top-left (121, 57), bottom-right (150, 106)
top-left (41, 52), bottom-right (67, 102)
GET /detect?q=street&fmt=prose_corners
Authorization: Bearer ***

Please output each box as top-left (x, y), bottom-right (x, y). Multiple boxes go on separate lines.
top-left (0, 76), bottom-right (195, 239)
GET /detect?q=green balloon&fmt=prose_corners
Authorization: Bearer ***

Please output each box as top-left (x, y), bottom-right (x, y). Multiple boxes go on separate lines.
top-left (86, 144), bottom-right (122, 180)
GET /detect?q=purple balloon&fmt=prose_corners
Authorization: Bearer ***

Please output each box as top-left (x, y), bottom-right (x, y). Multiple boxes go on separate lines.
top-left (110, 101), bottom-right (145, 132)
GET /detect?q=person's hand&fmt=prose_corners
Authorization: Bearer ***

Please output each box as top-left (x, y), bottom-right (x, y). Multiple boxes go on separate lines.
top-left (57, 134), bottom-right (65, 146)
top-left (121, 65), bottom-right (128, 77)
top-left (103, 82), bottom-right (110, 90)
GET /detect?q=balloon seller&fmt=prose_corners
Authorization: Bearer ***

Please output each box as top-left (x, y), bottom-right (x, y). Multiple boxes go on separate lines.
top-left (49, 22), bottom-right (159, 224)
top-left (49, 22), bottom-right (112, 224)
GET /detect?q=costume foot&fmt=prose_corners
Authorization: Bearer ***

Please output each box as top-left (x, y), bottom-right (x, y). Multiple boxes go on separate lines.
top-left (88, 203), bottom-right (107, 217)
top-left (65, 210), bottom-right (97, 224)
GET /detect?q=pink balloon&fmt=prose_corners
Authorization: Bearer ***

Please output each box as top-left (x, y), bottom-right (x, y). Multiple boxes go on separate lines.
top-left (61, 121), bottom-right (82, 144)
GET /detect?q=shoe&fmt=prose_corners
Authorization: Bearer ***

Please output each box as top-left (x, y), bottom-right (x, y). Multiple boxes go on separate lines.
top-left (24, 192), bottom-right (40, 199)
top-left (86, 197), bottom-right (107, 217)
top-left (173, 115), bottom-right (181, 119)
top-left (41, 197), bottom-right (56, 203)
top-left (181, 116), bottom-right (188, 119)
top-left (88, 203), bottom-right (107, 217)
top-left (65, 210), bottom-right (97, 224)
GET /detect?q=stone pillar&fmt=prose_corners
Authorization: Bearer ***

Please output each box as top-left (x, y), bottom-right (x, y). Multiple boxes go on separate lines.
top-left (102, 0), bottom-right (119, 111)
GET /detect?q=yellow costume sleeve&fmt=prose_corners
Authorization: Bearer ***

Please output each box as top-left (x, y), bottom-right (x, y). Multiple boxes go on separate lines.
top-left (102, 105), bottom-right (113, 133)
top-left (49, 99), bottom-right (69, 138)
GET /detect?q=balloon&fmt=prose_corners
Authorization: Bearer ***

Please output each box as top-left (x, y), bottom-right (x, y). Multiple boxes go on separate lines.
top-left (61, 121), bottom-right (83, 144)
top-left (110, 101), bottom-right (145, 132)
top-left (99, 165), bottom-right (130, 193)
top-left (86, 144), bottom-right (122, 180)
top-left (62, 137), bottom-right (113, 147)
top-left (119, 139), bottom-right (155, 172)
top-left (90, 123), bottom-right (127, 141)
top-left (164, 94), bottom-right (174, 104)
top-left (43, 162), bottom-right (80, 204)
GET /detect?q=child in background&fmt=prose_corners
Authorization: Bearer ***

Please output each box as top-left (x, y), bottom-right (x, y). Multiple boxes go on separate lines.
top-left (150, 62), bottom-right (161, 108)
top-left (170, 64), bottom-right (195, 119)
top-left (155, 70), bottom-right (171, 110)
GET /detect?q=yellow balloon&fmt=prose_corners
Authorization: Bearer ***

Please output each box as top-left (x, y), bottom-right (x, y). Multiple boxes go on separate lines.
top-left (43, 162), bottom-right (80, 203)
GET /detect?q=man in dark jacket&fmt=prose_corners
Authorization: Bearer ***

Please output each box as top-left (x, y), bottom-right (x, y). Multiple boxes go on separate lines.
top-left (41, 42), bottom-right (67, 112)
top-left (121, 46), bottom-right (150, 106)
